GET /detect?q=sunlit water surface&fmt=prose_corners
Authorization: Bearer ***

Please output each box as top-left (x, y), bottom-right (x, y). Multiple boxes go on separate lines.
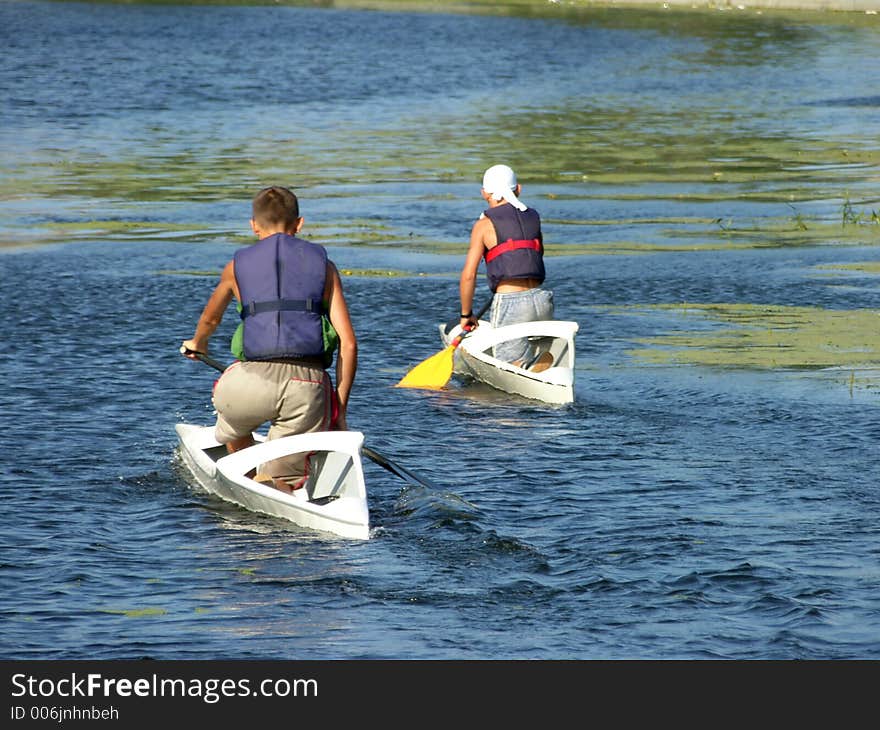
top-left (1, 1), bottom-right (878, 659)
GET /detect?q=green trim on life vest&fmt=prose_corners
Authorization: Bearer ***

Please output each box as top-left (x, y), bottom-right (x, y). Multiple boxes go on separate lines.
top-left (230, 299), bottom-right (338, 368)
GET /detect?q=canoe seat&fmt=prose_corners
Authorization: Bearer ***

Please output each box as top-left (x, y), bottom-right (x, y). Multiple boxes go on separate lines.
top-left (528, 351), bottom-right (554, 372)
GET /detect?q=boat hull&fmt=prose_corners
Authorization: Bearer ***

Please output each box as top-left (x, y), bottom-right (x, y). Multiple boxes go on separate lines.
top-left (175, 423), bottom-right (370, 539)
top-left (439, 319), bottom-right (578, 404)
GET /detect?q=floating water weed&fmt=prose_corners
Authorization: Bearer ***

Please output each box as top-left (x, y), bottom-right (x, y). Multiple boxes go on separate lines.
top-left (615, 303), bottom-right (880, 371)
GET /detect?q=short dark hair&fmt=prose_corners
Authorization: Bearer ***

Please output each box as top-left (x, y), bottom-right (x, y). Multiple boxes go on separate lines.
top-left (252, 186), bottom-right (300, 229)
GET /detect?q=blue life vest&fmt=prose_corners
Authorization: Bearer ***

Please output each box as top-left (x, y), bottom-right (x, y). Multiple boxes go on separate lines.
top-left (483, 203), bottom-right (545, 292)
top-left (233, 233), bottom-right (327, 361)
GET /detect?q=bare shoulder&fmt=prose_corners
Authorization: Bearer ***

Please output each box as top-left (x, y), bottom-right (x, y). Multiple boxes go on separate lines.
top-left (219, 259), bottom-right (236, 284)
top-left (324, 260), bottom-right (345, 298)
top-left (471, 214), bottom-right (496, 247)
top-left (326, 259), bottom-right (342, 281)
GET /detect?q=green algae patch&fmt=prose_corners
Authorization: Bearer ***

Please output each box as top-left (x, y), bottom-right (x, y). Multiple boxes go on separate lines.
top-left (815, 262), bottom-right (880, 275)
top-left (100, 607), bottom-right (167, 618)
top-left (160, 267), bottom-right (437, 278)
top-left (619, 303), bottom-right (880, 369)
top-left (45, 220), bottom-right (195, 234)
top-left (157, 269), bottom-right (223, 277)
top-left (40, 219), bottom-right (243, 246)
top-left (339, 268), bottom-right (416, 277)
top-left (7, 4), bottom-right (879, 260)
top-left (304, 219), bottom-right (410, 247)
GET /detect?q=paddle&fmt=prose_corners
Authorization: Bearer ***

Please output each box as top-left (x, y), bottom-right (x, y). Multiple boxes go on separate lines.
top-left (181, 348), bottom-right (228, 374)
top-left (180, 347), bottom-right (438, 490)
top-left (360, 445), bottom-right (435, 489)
top-left (395, 298), bottom-right (492, 390)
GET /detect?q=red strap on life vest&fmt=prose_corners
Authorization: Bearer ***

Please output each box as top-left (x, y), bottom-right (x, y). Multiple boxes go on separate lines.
top-left (484, 238), bottom-right (542, 263)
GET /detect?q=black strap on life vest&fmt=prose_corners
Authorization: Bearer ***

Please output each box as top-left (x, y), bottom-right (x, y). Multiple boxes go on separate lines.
top-left (240, 298), bottom-right (321, 319)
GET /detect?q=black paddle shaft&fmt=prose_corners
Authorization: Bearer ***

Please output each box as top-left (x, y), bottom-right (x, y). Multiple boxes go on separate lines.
top-left (472, 296), bottom-right (493, 321)
top-left (180, 347), bottom-right (226, 373)
top-left (444, 296), bottom-right (493, 336)
top-left (361, 446), bottom-right (436, 490)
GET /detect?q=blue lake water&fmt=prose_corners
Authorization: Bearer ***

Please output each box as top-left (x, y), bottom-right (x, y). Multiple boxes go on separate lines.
top-left (1, 1), bottom-right (879, 659)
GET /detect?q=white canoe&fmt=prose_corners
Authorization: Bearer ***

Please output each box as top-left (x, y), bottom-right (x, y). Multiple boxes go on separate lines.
top-left (438, 319), bottom-right (579, 405)
top-left (175, 423), bottom-right (370, 540)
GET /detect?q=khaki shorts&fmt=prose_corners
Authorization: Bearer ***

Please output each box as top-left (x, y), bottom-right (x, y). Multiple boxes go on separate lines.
top-left (212, 360), bottom-right (333, 485)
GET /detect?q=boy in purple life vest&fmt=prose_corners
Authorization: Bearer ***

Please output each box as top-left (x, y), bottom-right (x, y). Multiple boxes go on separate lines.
top-left (458, 164), bottom-right (555, 371)
top-left (182, 186), bottom-right (358, 493)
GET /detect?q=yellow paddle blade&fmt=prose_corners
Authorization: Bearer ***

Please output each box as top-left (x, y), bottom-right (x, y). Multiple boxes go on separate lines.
top-left (396, 345), bottom-right (455, 389)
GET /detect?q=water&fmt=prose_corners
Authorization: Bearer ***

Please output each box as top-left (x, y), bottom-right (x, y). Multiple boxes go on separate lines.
top-left (1, 1), bottom-right (879, 660)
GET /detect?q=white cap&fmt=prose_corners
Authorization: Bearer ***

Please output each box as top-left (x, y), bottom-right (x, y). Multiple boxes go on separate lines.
top-left (481, 164), bottom-right (527, 211)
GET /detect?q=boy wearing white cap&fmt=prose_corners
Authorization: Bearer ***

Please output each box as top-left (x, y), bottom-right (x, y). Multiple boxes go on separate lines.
top-left (459, 164), bottom-right (554, 369)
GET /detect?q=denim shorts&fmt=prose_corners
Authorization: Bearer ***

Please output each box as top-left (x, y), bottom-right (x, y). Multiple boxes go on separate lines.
top-left (489, 287), bottom-right (554, 363)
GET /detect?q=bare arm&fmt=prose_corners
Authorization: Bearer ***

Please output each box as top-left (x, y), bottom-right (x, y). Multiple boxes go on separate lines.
top-left (325, 261), bottom-right (357, 429)
top-left (182, 260), bottom-right (237, 356)
top-left (459, 217), bottom-right (491, 328)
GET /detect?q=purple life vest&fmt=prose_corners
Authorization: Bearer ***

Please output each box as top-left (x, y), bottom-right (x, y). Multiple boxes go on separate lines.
top-left (483, 203), bottom-right (545, 292)
top-left (233, 233), bottom-right (327, 361)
